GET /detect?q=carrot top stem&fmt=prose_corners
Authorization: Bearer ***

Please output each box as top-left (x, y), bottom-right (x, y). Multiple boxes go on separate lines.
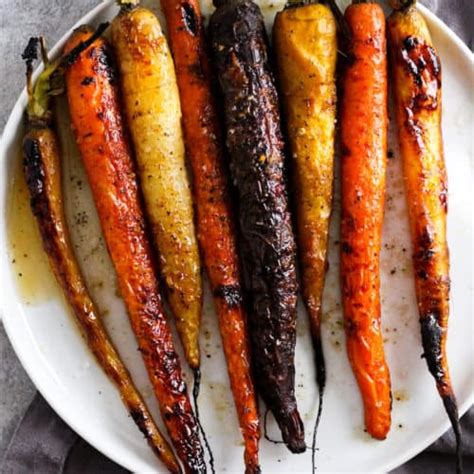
top-left (285, 0), bottom-right (319, 9)
top-left (389, 0), bottom-right (416, 10)
top-left (116, 0), bottom-right (140, 8)
top-left (22, 23), bottom-right (108, 124)
top-left (39, 37), bottom-right (49, 66)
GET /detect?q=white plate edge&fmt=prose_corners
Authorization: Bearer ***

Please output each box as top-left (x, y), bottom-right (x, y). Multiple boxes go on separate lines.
top-left (0, 2), bottom-right (472, 473)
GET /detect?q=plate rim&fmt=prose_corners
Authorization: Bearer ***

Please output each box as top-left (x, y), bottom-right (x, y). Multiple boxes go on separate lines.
top-left (0, 2), bottom-right (472, 473)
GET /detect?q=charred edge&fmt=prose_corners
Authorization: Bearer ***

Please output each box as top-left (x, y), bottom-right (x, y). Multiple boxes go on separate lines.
top-left (23, 135), bottom-right (60, 261)
top-left (181, 3), bottom-right (199, 36)
top-left (119, 1), bottom-right (138, 14)
top-left (81, 76), bottom-right (95, 85)
top-left (22, 37), bottom-right (39, 64)
top-left (420, 311), bottom-right (445, 384)
top-left (61, 23), bottom-right (109, 68)
top-left (89, 43), bottom-right (117, 84)
top-left (23, 137), bottom-right (47, 219)
top-left (129, 408), bottom-right (154, 443)
top-left (402, 36), bottom-right (439, 79)
top-left (390, 0), bottom-right (416, 11)
top-left (213, 284), bottom-right (242, 307)
top-left (165, 401), bottom-right (206, 473)
top-left (401, 37), bottom-right (423, 85)
top-left (279, 408), bottom-right (306, 453)
top-left (341, 242), bottom-right (353, 254)
top-left (192, 369), bottom-right (215, 474)
top-left (402, 35), bottom-right (417, 51)
top-left (401, 36), bottom-right (441, 110)
top-left (442, 393), bottom-right (462, 474)
top-left (341, 144), bottom-right (351, 158)
top-left (247, 464), bottom-right (262, 474)
top-left (414, 229), bottom-right (434, 280)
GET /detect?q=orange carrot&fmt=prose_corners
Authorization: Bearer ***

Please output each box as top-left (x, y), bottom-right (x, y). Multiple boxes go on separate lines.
top-left (159, 0), bottom-right (261, 471)
top-left (64, 27), bottom-right (206, 473)
top-left (20, 34), bottom-right (180, 473)
top-left (339, 0), bottom-right (392, 440)
top-left (388, 1), bottom-right (462, 470)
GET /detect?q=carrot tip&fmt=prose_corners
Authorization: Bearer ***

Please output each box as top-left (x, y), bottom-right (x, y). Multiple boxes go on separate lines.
top-left (279, 408), bottom-right (306, 454)
top-left (441, 393), bottom-right (462, 474)
top-left (244, 463), bottom-right (262, 474)
top-left (192, 369), bottom-right (216, 473)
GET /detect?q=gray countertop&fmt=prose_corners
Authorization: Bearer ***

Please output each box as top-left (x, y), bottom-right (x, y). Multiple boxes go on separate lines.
top-left (0, 0), bottom-right (471, 466)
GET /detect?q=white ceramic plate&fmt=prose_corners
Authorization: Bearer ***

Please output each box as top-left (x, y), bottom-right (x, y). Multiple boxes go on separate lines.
top-left (1, 1), bottom-right (472, 472)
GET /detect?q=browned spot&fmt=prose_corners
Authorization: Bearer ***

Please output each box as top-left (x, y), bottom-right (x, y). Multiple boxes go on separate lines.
top-left (81, 76), bottom-right (94, 86)
top-left (181, 3), bottom-right (199, 36)
top-left (400, 36), bottom-right (442, 153)
top-left (341, 242), bottom-right (353, 254)
top-left (415, 228), bottom-right (435, 263)
top-left (213, 284), bottom-right (242, 307)
top-left (129, 408), bottom-right (153, 440)
top-left (401, 36), bottom-right (441, 113)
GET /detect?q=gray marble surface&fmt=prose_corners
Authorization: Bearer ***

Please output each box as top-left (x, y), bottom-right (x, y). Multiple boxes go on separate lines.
top-left (0, 0), bottom-right (471, 466)
top-left (0, 0), bottom-right (98, 458)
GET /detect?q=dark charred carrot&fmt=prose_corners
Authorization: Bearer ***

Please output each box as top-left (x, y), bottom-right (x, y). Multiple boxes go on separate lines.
top-left (159, 0), bottom-right (261, 471)
top-left (273, 3), bottom-right (337, 467)
top-left (20, 34), bottom-right (180, 474)
top-left (339, 0), bottom-right (392, 440)
top-left (388, 1), bottom-right (462, 471)
top-left (64, 27), bottom-right (205, 473)
top-left (209, 0), bottom-right (305, 454)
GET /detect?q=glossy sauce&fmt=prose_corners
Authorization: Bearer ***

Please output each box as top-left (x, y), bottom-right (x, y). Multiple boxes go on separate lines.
top-left (7, 152), bottom-right (59, 304)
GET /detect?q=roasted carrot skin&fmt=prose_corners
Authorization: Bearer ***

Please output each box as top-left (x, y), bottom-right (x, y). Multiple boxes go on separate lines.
top-left (209, 0), bottom-right (305, 454)
top-left (64, 28), bottom-right (205, 473)
top-left (388, 3), bottom-right (461, 469)
top-left (340, 2), bottom-right (391, 440)
top-left (20, 34), bottom-right (180, 473)
top-left (22, 125), bottom-right (180, 474)
top-left (159, 0), bottom-right (261, 471)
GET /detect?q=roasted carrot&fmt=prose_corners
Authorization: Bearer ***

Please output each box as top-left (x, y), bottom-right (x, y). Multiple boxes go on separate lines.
top-left (20, 33), bottom-right (180, 474)
top-left (388, 1), bottom-right (462, 470)
top-left (339, 0), bottom-right (391, 440)
top-left (64, 27), bottom-right (205, 473)
top-left (159, 0), bottom-right (261, 471)
top-left (273, 2), bottom-right (337, 464)
top-left (209, 0), bottom-right (305, 454)
top-left (110, 0), bottom-right (202, 372)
